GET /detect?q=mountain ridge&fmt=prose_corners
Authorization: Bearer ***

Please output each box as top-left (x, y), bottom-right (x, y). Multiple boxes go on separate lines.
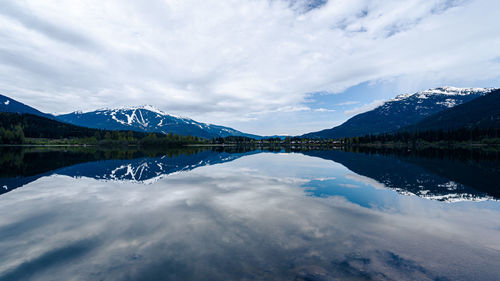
top-left (0, 93), bottom-right (55, 120)
top-left (57, 106), bottom-right (262, 139)
top-left (0, 94), bottom-right (261, 139)
top-left (405, 88), bottom-right (500, 131)
top-left (302, 87), bottom-right (498, 139)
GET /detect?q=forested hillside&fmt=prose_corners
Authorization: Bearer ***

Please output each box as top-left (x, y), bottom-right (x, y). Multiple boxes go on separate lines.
top-left (0, 112), bottom-right (203, 146)
top-left (407, 89), bottom-right (500, 131)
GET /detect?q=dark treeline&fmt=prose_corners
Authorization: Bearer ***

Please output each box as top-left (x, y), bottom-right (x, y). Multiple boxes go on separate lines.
top-left (210, 136), bottom-right (341, 147)
top-left (0, 112), bottom-right (204, 146)
top-left (210, 136), bottom-right (291, 144)
top-left (343, 145), bottom-right (500, 163)
top-left (3, 112), bottom-right (499, 149)
top-left (341, 127), bottom-right (500, 147)
top-left (211, 136), bottom-right (256, 144)
top-left (0, 146), bottom-right (209, 178)
top-left (208, 128), bottom-right (500, 148)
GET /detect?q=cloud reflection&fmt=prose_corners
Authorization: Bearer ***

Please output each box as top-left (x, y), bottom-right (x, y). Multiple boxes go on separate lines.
top-left (0, 153), bottom-right (499, 280)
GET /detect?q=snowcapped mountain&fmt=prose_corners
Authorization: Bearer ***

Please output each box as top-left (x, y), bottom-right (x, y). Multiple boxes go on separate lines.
top-left (0, 149), bottom-right (260, 195)
top-left (303, 150), bottom-right (499, 203)
top-left (303, 86), bottom-right (498, 138)
top-left (56, 105), bottom-right (261, 139)
top-left (409, 88), bottom-right (500, 131)
top-left (0, 94), bottom-right (260, 139)
top-left (57, 150), bottom-right (258, 184)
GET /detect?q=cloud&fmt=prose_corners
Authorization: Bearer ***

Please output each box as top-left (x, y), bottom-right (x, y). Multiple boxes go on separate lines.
top-left (1, 152), bottom-right (499, 280)
top-left (275, 105), bottom-right (312, 113)
top-left (0, 0), bottom-right (498, 130)
top-left (344, 100), bottom-right (385, 116)
top-left (345, 173), bottom-right (388, 190)
top-left (338, 183), bottom-right (361, 188)
top-left (336, 101), bottom-right (360, 106)
top-left (314, 108), bottom-right (335, 112)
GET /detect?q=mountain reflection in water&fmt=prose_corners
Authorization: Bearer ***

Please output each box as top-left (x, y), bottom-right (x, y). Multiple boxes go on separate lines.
top-left (0, 147), bottom-right (499, 280)
top-left (1, 147), bottom-right (498, 202)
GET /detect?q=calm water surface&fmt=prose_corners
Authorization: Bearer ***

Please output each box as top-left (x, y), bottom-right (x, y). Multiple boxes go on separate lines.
top-left (0, 147), bottom-right (499, 280)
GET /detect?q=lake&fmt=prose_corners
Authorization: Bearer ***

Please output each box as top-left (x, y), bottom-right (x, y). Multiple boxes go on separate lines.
top-left (0, 147), bottom-right (499, 280)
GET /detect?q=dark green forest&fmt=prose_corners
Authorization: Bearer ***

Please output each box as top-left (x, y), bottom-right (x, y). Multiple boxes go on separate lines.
top-left (340, 127), bottom-right (500, 148)
top-left (2, 111), bottom-right (499, 149)
top-left (0, 112), bottom-right (204, 146)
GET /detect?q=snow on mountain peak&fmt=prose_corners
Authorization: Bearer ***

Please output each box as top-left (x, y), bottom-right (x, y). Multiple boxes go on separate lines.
top-left (393, 93), bottom-right (413, 101)
top-left (124, 105), bottom-right (194, 120)
top-left (392, 87), bottom-right (496, 102)
top-left (101, 105), bottom-right (164, 114)
top-left (136, 105), bottom-right (166, 115)
top-left (421, 86), bottom-right (496, 96)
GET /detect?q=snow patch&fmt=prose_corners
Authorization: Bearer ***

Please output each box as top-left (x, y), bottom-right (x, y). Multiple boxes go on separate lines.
top-left (391, 87), bottom-right (497, 103)
top-left (438, 181), bottom-right (458, 190)
top-left (110, 111), bottom-right (128, 126)
top-left (140, 105), bottom-right (166, 115)
top-left (421, 86), bottom-right (496, 96)
top-left (436, 99), bottom-right (457, 108)
top-left (4, 100), bottom-right (9, 105)
top-left (393, 93), bottom-right (412, 101)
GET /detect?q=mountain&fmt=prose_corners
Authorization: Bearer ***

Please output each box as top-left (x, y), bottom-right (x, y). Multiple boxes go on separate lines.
top-left (2, 146), bottom-right (498, 202)
top-left (406, 88), bottom-right (500, 131)
top-left (54, 150), bottom-right (259, 184)
top-left (0, 93), bottom-right (260, 139)
top-left (302, 149), bottom-right (499, 202)
top-left (0, 93), bottom-right (54, 119)
top-left (302, 87), bottom-right (498, 139)
top-left (57, 106), bottom-right (261, 139)
top-left (0, 112), bottom-right (111, 139)
top-left (0, 148), bottom-right (259, 195)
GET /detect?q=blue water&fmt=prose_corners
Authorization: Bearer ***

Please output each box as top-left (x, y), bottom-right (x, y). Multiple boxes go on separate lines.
top-left (0, 148), bottom-right (499, 280)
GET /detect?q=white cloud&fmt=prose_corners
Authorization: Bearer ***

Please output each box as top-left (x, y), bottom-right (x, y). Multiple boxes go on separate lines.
top-left (274, 105), bottom-right (312, 112)
top-left (0, 0), bottom-right (498, 131)
top-left (344, 99), bottom-right (385, 116)
top-left (314, 108), bottom-right (335, 112)
top-left (345, 173), bottom-right (388, 190)
top-left (338, 183), bottom-right (361, 188)
top-left (336, 101), bottom-right (360, 106)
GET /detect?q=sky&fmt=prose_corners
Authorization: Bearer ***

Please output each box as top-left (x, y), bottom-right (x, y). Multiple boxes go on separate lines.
top-left (0, 0), bottom-right (499, 135)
